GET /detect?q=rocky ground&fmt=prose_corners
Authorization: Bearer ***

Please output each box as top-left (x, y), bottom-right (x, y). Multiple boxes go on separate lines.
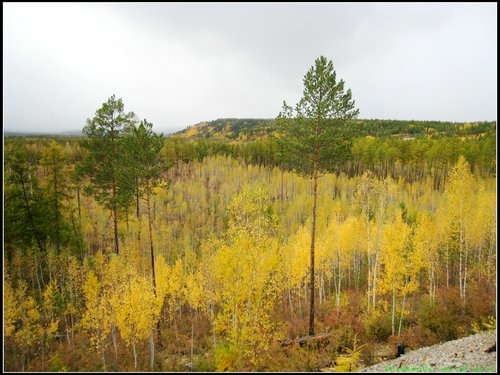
top-left (357, 330), bottom-right (497, 372)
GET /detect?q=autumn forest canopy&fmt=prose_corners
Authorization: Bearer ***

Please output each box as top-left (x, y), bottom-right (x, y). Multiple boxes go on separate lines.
top-left (3, 57), bottom-right (496, 372)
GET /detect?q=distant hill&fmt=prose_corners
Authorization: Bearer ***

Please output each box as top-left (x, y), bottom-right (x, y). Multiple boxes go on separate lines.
top-left (4, 129), bottom-right (84, 137)
top-left (173, 118), bottom-right (496, 142)
top-left (172, 118), bottom-right (275, 141)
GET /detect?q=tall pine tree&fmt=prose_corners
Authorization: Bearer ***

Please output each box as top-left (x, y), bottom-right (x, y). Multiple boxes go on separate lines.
top-left (79, 95), bottom-right (137, 255)
top-left (275, 56), bottom-right (359, 335)
top-left (124, 119), bottom-right (165, 293)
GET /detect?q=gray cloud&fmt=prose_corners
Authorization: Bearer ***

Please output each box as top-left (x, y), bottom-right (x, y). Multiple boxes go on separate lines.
top-left (3, 2), bottom-right (496, 134)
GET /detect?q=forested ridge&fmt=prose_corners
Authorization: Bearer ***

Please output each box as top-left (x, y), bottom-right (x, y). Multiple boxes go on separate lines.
top-left (3, 58), bottom-right (496, 371)
top-left (175, 117), bottom-right (496, 141)
top-left (165, 119), bottom-right (496, 191)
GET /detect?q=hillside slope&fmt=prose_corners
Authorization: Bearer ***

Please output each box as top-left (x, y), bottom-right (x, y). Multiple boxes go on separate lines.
top-left (173, 118), bottom-right (274, 140)
top-left (173, 118), bottom-right (496, 142)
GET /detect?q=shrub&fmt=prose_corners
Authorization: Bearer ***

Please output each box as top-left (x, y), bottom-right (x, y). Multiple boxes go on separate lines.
top-left (214, 343), bottom-right (240, 372)
top-left (363, 309), bottom-right (392, 342)
top-left (48, 353), bottom-right (69, 372)
top-left (471, 315), bottom-right (496, 334)
top-left (334, 334), bottom-right (366, 372)
top-left (419, 302), bottom-right (459, 342)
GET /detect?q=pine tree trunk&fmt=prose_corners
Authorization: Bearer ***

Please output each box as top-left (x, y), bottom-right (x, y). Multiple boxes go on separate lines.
top-left (147, 189), bottom-right (162, 349)
top-left (136, 179), bottom-right (140, 218)
top-left (77, 185), bottom-right (82, 226)
top-left (366, 207), bottom-right (371, 312)
top-left (112, 192), bottom-right (119, 255)
top-left (309, 155), bottom-right (319, 336)
top-left (147, 191), bottom-right (157, 293)
top-left (336, 241), bottom-right (342, 312)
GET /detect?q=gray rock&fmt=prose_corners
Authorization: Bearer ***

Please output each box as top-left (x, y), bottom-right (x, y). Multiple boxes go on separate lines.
top-left (358, 330), bottom-right (496, 373)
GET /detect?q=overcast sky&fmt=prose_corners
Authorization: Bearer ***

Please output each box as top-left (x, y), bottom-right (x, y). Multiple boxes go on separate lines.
top-left (3, 2), bottom-right (497, 134)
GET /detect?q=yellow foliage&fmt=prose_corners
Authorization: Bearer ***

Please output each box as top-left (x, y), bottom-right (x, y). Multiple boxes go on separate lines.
top-left (413, 213), bottom-right (437, 269)
top-left (81, 270), bottom-right (111, 353)
top-left (4, 277), bottom-right (17, 338)
top-left (444, 156), bottom-right (475, 222)
top-left (334, 334), bottom-right (365, 372)
top-left (284, 226), bottom-right (310, 289)
top-left (154, 253), bottom-right (169, 313)
top-left (214, 343), bottom-right (240, 372)
top-left (379, 209), bottom-right (413, 296)
top-left (45, 319), bottom-right (60, 338)
top-left (185, 270), bottom-right (205, 311)
top-left (165, 259), bottom-right (185, 321)
top-left (4, 280), bottom-right (42, 357)
top-left (112, 275), bottom-right (158, 347)
top-left (471, 315), bottom-right (496, 333)
top-left (43, 280), bottom-right (59, 317)
top-left (205, 182), bottom-right (285, 366)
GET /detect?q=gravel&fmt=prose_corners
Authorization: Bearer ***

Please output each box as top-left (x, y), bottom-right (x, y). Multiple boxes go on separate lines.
top-left (357, 330), bottom-right (497, 373)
